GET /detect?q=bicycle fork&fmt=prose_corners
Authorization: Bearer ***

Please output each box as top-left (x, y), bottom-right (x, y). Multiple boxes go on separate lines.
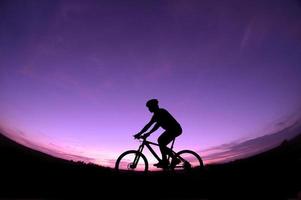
top-left (132, 144), bottom-right (144, 168)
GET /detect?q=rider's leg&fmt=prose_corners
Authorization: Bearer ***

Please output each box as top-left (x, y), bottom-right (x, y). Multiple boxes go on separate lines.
top-left (157, 132), bottom-right (175, 164)
top-left (160, 128), bottom-right (182, 158)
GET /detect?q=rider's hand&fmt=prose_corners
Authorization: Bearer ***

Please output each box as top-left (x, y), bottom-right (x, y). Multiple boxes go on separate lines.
top-left (133, 133), bottom-right (141, 139)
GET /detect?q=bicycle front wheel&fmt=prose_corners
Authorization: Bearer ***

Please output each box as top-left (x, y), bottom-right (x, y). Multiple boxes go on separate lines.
top-left (174, 150), bottom-right (204, 171)
top-left (115, 150), bottom-right (148, 173)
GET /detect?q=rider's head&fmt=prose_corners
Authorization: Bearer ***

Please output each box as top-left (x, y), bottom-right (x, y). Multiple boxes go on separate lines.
top-left (146, 99), bottom-right (159, 113)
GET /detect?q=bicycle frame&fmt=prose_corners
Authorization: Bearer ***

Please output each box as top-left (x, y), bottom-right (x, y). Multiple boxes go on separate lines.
top-left (133, 138), bottom-right (176, 167)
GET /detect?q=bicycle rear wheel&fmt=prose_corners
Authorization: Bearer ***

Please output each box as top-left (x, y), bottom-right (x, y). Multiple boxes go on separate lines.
top-left (174, 150), bottom-right (203, 171)
top-left (115, 150), bottom-right (148, 173)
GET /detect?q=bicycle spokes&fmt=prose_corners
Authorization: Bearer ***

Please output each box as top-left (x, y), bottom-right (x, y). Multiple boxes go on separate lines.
top-left (131, 154), bottom-right (141, 168)
top-left (172, 150), bottom-right (203, 171)
top-left (115, 150), bottom-right (149, 172)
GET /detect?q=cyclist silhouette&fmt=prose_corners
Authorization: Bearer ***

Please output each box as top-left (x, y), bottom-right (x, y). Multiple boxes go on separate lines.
top-left (134, 99), bottom-right (182, 168)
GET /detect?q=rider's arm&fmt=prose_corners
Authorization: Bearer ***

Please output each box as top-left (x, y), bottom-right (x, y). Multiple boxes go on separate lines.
top-left (135, 118), bottom-right (155, 137)
top-left (145, 123), bottom-right (160, 136)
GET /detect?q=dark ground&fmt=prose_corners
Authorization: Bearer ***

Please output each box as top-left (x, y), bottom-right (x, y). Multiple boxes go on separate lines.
top-left (0, 132), bottom-right (301, 199)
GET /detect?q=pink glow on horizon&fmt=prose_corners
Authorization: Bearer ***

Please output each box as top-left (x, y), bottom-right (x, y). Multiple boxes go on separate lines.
top-left (1, 119), bottom-right (300, 170)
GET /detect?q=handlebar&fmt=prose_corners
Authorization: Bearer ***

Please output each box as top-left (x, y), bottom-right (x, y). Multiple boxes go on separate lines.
top-left (133, 134), bottom-right (148, 140)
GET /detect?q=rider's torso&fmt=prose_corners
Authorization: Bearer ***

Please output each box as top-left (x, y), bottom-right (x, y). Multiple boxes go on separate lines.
top-left (152, 108), bottom-right (182, 132)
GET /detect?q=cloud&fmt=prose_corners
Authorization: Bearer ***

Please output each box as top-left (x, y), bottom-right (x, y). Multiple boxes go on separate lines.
top-left (200, 119), bottom-right (301, 164)
top-left (0, 124), bottom-right (95, 164)
top-left (240, 16), bottom-right (269, 51)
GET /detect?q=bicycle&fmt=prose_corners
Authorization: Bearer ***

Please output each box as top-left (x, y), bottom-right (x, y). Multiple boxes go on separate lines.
top-left (115, 135), bottom-right (204, 173)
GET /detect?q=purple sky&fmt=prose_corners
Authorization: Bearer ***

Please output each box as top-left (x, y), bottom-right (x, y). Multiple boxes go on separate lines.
top-left (1, 0), bottom-right (301, 168)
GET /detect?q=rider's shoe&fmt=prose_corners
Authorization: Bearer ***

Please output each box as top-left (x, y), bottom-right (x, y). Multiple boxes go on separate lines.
top-left (153, 160), bottom-right (169, 168)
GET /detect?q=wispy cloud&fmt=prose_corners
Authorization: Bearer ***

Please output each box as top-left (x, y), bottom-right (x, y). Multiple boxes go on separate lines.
top-left (240, 16), bottom-right (269, 51)
top-left (200, 119), bottom-right (301, 164)
top-left (0, 124), bottom-right (96, 164)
